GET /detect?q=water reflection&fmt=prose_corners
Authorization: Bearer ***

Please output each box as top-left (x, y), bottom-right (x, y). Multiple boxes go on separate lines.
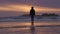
top-left (0, 21), bottom-right (60, 34)
top-left (0, 22), bottom-right (60, 27)
top-left (0, 27), bottom-right (60, 34)
top-left (30, 29), bottom-right (35, 34)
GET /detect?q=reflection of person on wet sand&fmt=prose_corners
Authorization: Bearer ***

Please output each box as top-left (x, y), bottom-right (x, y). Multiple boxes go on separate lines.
top-left (30, 7), bottom-right (35, 30)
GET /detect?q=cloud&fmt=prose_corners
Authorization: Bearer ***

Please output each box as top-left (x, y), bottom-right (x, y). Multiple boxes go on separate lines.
top-left (0, 0), bottom-right (60, 8)
top-left (0, 0), bottom-right (60, 17)
top-left (0, 4), bottom-right (60, 12)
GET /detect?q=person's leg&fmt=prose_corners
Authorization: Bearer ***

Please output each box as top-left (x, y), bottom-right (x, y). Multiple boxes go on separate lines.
top-left (30, 16), bottom-right (35, 30)
top-left (31, 16), bottom-right (34, 25)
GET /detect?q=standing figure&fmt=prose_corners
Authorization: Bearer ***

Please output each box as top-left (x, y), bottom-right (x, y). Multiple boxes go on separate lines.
top-left (30, 7), bottom-right (35, 25)
top-left (30, 7), bottom-right (35, 30)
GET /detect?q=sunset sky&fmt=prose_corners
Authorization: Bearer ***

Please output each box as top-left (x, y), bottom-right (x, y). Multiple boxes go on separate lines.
top-left (0, 0), bottom-right (60, 17)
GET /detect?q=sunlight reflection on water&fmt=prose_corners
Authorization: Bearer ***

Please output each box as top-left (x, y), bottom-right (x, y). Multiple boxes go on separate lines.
top-left (0, 21), bottom-right (60, 34)
top-left (0, 27), bottom-right (60, 34)
top-left (0, 21), bottom-right (60, 27)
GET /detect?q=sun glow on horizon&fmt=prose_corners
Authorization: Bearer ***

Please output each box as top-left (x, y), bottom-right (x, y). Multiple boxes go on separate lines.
top-left (0, 4), bottom-right (60, 12)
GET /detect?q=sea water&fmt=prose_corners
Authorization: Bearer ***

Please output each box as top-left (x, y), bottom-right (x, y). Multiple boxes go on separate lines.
top-left (0, 16), bottom-right (60, 34)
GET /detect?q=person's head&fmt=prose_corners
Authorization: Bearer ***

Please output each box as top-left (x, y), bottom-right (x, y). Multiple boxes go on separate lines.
top-left (31, 6), bottom-right (34, 10)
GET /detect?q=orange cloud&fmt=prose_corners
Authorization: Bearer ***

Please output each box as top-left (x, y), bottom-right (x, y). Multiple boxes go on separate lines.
top-left (0, 4), bottom-right (60, 12)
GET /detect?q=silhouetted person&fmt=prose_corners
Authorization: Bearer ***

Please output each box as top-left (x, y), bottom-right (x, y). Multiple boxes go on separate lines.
top-left (30, 7), bottom-right (35, 25)
top-left (30, 7), bottom-right (35, 30)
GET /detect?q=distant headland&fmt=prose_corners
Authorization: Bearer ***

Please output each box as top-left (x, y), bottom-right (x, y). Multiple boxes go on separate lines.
top-left (21, 13), bottom-right (59, 17)
top-left (41, 13), bottom-right (59, 16)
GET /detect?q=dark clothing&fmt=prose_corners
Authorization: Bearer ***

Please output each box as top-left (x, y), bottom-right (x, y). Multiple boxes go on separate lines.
top-left (31, 16), bottom-right (34, 25)
top-left (30, 7), bottom-right (35, 25)
top-left (30, 9), bottom-right (35, 16)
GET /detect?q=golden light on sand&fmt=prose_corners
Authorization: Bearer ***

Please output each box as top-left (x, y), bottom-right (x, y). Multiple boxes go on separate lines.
top-left (0, 4), bottom-right (60, 12)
